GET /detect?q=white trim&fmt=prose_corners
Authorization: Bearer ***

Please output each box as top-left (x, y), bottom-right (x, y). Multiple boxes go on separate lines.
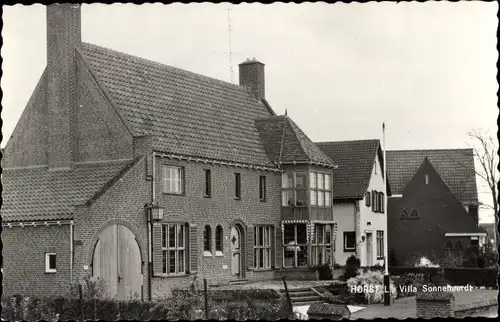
top-left (2, 220), bottom-right (73, 227)
top-left (445, 233), bottom-right (487, 237)
top-left (389, 194), bottom-right (403, 198)
top-left (45, 253), bottom-right (57, 273)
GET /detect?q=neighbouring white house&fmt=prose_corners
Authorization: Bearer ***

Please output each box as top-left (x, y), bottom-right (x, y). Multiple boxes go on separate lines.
top-left (316, 140), bottom-right (389, 267)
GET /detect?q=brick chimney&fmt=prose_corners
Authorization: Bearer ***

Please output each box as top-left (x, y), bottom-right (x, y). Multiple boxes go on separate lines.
top-left (238, 58), bottom-right (265, 100)
top-left (46, 4), bottom-right (81, 169)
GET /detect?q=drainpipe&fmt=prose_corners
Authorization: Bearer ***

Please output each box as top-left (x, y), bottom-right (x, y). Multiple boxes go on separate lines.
top-left (147, 152), bottom-right (156, 301)
top-left (382, 122), bottom-right (390, 306)
top-left (70, 221), bottom-right (74, 284)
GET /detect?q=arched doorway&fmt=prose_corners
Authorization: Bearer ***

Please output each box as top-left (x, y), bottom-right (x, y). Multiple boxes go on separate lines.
top-left (92, 224), bottom-right (142, 300)
top-left (230, 224), bottom-right (245, 278)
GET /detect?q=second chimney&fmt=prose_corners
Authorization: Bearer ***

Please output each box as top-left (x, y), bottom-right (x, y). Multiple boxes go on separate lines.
top-left (238, 58), bottom-right (265, 101)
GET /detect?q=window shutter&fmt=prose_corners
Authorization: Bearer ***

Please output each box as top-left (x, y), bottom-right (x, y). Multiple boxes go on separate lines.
top-left (153, 223), bottom-right (163, 276)
top-left (247, 226), bottom-right (254, 270)
top-left (381, 193), bottom-right (385, 213)
top-left (189, 224), bottom-right (198, 273)
top-left (372, 191), bottom-right (376, 212)
top-left (275, 225), bottom-right (282, 269)
top-left (365, 192), bottom-right (371, 207)
top-left (271, 226), bottom-right (276, 269)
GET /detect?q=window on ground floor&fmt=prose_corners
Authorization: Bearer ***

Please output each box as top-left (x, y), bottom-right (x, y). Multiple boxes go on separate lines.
top-left (376, 230), bottom-right (384, 259)
top-left (161, 223), bottom-right (186, 274)
top-left (311, 223), bottom-right (334, 266)
top-left (45, 253), bottom-right (56, 273)
top-left (343, 231), bottom-right (356, 252)
top-left (283, 223), bottom-right (308, 267)
top-left (204, 225), bottom-right (212, 255)
top-left (254, 225), bottom-right (272, 269)
top-left (215, 225), bottom-right (223, 255)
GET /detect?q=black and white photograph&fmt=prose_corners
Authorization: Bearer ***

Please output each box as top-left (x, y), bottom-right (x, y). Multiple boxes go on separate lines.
top-left (1, 1), bottom-right (498, 320)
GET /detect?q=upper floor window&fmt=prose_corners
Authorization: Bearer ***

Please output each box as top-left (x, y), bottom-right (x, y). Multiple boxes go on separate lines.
top-left (310, 171), bottom-right (332, 207)
top-left (204, 169), bottom-right (211, 197)
top-left (234, 173), bottom-right (241, 199)
top-left (259, 176), bottom-right (267, 201)
top-left (163, 165), bottom-right (184, 194)
top-left (282, 171), bottom-right (307, 206)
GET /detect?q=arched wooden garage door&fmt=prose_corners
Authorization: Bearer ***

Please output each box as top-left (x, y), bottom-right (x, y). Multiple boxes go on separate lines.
top-left (92, 224), bottom-right (142, 300)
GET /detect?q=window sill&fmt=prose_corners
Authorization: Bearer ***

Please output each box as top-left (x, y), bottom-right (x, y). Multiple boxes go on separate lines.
top-left (215, 251), bottom-right (224, 257)
top-left (234, 197), bottom-right (241, 201)
top-left (155, 273), bottom-right (188, 278)
top-left (343, 248), bottom-right (356, 252)
top-left (203, 194), bottom-right (211, 198)
top-left (204, 251), bottom-right (213, 257)
top-left (45, 271), bottom-right (57, 274)
top-left (163, 192), bottom-right (186, 196)
top-left (253, 268), bottom-right (273, 272)
top-left (260, 199), bottom-right (267, 202)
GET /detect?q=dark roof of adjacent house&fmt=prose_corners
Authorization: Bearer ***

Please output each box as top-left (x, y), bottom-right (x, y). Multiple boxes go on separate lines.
top-left (1, 159), bottom-right (135, 222)
top-left (255, 115), bottom-right (335, 167)
top-left (315, 139), bottom-right (382, 199)
top-left (386, 149), bottom-right (478, 204)
top-left (80, 43), bottom-right (276, 167)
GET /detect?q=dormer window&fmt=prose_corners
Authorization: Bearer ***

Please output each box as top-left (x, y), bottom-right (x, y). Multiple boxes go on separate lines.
top-left (425, 174), bottom-right (429, 185)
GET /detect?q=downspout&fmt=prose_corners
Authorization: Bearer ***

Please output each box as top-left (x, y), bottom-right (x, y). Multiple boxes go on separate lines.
top-left (148, 152), bottom-right (156, 301)
top-left (70, 221), bottom-right (74, 284)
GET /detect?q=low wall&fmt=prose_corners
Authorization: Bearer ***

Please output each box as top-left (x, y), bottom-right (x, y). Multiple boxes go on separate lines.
top-left (455, 299), bottom-right (498, 318)
top-left (274, 268), bottom-right (318, 281)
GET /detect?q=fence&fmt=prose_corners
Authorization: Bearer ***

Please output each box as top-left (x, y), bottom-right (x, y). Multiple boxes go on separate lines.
top-left (1, 278), bottom-right (295, 322)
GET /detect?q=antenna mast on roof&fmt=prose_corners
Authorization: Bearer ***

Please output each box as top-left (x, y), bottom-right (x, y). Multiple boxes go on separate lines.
top-left (227, 8), bottom-right (234, 83)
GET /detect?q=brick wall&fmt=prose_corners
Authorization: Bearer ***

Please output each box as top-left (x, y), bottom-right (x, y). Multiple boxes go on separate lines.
top-left (2, 225), bottom-right (71, 297)
top-left (75, 55), bottom-right (133, 162)
top-left (416, 292), bottom-right (455, 318)
top-left (72, 157), bottom-right (150, 299)
top-left (2, 71), bottom-right (49, 168)
top-left (151, 155), bottom-right (281, 298)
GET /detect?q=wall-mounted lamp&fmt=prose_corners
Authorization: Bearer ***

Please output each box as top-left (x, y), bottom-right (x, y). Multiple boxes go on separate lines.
top-left (149, 205), bottom-right (164, 222)
top-left (361, 235), bottom-right (366, 242)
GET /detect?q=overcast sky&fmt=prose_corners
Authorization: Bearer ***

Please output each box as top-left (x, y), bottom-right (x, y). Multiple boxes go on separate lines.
top-left (1, 2), bottom-right (498, 222)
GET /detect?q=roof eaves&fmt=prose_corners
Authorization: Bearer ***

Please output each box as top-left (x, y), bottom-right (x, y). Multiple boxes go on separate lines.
top-left (76, 46), bottom-right (136, 137)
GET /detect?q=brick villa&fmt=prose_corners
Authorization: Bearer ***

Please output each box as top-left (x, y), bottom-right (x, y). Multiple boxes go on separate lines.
top-left (2, 4), bottom-right (341, 300)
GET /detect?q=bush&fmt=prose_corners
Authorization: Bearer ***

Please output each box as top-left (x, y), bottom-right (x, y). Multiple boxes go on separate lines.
top-left (478, 247), bottom-right (497, 268)
top-left (316, 263), bottom-right (334, 280)
top-left (346, 269), bottom-right (397, 304)
top-left (403, 251), bottom-right (440, 267)
top-left (343, 255), bottom-right (361, 281)
top-left (392, 274), bottom-right (425, 298)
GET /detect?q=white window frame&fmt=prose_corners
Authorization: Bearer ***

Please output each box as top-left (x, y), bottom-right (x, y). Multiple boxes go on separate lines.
top-left (376, 230), bottom-right (384, 258)
top-left (343, 231), bottom-right (356, 251)
top-left (311, 224), bottom-right (334, 266)
top-left (45, 253), bottom-right (57, 273)
top-left (254, 226), bottom-right (272, 269)
top-left (282, 172), bottom-right (307, 207)
top-left (283, 224), bottom-right (308, 267)
top-left (310, 171), bottom-right (332, 207)
top-left (163, 165), bottom-right (184, 194)
top-left (162, 223), bottom-right (186, 275)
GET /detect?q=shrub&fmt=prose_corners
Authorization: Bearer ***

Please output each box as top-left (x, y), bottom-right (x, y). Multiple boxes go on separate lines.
top-left (316, 263), bottom-right (334, 280)
top-left (478, 247), bottom-right (497, 268)
top-left (346, 269), bottom-right (397, 304)
top-left (343, 255), bottom-right (361, 280)
top-left (392, 274), bottom-right (425, 298)
top-left (403, 251), bottom-right (440, 267)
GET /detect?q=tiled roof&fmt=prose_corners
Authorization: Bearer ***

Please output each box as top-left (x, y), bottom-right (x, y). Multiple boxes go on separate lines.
top-left (255, 115), bottom-right (335, 166)
top-left (80, 43), bottom-right (275, 167)
top-left (1, 160), bottom-right (135, 222)
top-left (386, 149), bottom-right (478, 204)
top-left (316, 139), bottom-right (381, 199)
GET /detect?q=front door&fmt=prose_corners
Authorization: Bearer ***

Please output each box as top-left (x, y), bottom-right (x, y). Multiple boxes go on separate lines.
top-left (92, 224), bottom-right (142, 300)
top-left (366, 232), bottom-right (373, 266)
top-left (230, 226), bottom-right (241, 277)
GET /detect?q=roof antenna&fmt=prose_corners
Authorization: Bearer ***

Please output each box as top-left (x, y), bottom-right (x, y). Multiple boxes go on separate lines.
top-left (227, 8), bottom-right (234, 83)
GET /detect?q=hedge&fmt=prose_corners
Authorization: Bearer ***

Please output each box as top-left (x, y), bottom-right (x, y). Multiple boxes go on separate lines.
top-left (389, 266), bottom-right (498, 288)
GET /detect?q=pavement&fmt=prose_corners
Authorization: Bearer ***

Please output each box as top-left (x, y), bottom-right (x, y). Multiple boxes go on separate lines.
top-left (350, 289), bottom-right (498, 319)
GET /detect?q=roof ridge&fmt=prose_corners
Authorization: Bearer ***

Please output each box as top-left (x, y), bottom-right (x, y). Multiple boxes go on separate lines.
top-left (315, 139), bottom-right (380, 146)
top-left (388, 148), bottom-right (473, 152)
top-left (81, 42), bottom-right (252, 93)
